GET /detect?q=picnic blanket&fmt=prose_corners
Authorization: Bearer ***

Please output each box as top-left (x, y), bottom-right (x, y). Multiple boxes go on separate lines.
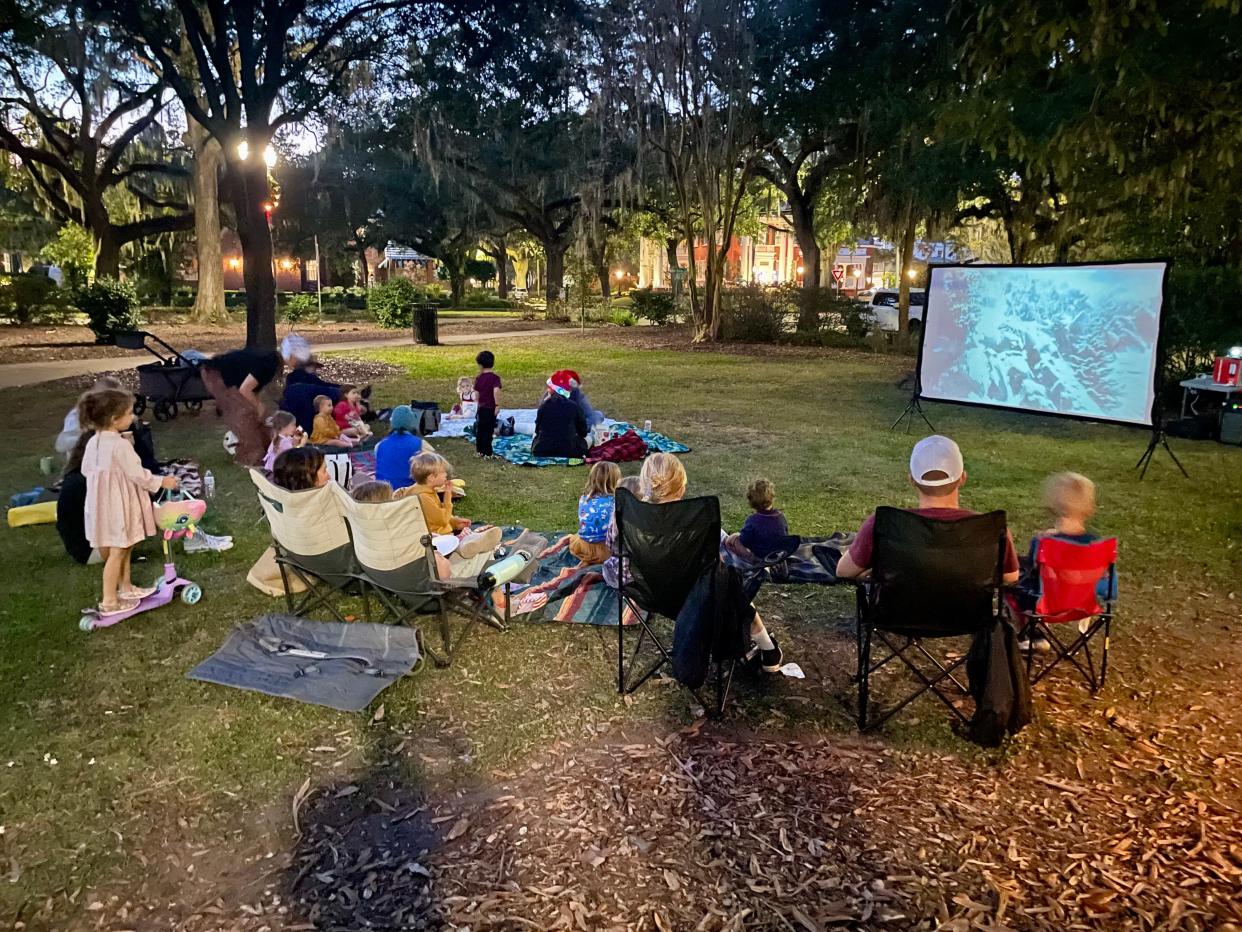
top-left (435, 408), bottom-right (617, 438)
top-left (585, 429), bottom-right (648, 464)
top-left (721, 533), bottom-right (856, 599)
top-left (476, 424), bottom-right (689, 468)
top-left (348, 449), bottom-right (378, 484)
top-left (187, 614), bottom-right (420, 712)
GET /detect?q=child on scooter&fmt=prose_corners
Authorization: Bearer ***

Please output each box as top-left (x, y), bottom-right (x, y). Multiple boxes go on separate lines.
top-left (80, 388), bottom-right (180, 616)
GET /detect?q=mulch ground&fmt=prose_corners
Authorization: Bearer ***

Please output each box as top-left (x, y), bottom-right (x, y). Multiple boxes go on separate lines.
top-left (146, 652), bottom-right (1242, 932)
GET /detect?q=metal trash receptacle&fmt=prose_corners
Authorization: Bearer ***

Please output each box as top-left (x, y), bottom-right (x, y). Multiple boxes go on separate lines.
top-left (413, 303), bottom-right (439, 346)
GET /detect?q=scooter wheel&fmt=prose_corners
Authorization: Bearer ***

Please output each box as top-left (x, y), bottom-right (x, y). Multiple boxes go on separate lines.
top-left (181, 584), bottom-right (202, 605)
top-left (79, 616), bottom-right (95, 632)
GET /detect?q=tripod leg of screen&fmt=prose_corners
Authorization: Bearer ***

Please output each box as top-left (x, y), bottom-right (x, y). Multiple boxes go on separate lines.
top-left (1136, 428), bottom-right (1190, 480)
top-left (892, 395), bottom-right (936, 433)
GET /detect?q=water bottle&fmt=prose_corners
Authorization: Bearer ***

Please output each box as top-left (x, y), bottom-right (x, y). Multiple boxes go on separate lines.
top-left (477, 550), bottom-right (532, 591)
top-left (643, 419), bottom-right (652, 432)
top-left (203, 470), bottom-right (215, 500)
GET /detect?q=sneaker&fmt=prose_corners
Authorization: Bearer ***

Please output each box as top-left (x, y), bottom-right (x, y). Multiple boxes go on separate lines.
top-left (1018, 634), bottom-right (1052, 653)
top-left (759, 637), bottom-right (783, 673)
top-left (184, 530), bottom-right (234, 553)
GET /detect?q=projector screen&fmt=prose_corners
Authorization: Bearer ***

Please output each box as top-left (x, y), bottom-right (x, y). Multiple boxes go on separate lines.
top-left (919, 262), bottom-right (1167, 427)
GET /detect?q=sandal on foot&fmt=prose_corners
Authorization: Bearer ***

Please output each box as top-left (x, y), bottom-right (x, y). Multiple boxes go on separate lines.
top-left (97, 597), bottom-right (140, 617)
top-left (120, 585), bottom-right (156, 600)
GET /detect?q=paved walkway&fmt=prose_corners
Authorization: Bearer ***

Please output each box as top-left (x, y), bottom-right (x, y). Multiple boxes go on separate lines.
top-left (0, 327), bottom-right (585, 389)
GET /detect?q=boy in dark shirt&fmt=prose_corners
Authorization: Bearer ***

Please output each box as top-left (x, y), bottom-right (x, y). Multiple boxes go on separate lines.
top-left (473, 350), bottom-right (502, 458)
top-left (739, 478), bottom-right (800, 559)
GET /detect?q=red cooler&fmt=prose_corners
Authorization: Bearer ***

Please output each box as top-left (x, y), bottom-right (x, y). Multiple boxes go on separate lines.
top-left (1213, 356), bottom-right (1241, 386)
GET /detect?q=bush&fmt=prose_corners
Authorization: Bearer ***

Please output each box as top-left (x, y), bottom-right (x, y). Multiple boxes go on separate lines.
top-left (283, 292), bottom-right (320, 323)
top-left (76, 278), bottom-right (141, 342)
top-left (171, 288), bottom-right (195, 308)
top-left (39, 223), bottom-right (94, 291)
top-left (630, 287), bottom-right (677, 325)
top-left (0, 272), bottom-right (70, 324)
top-left (321, 285), bottom-right (368, 310)
top-left (611, 309), bottom-right (638, 327)
top-left (224, 290), bottom-right (247, 308)
top-left (368, 278), bottom-right (420, 328)
top-left (719, 285), bottom-right (786, 343)
top-left (461, 288), bottom-right (512, 309)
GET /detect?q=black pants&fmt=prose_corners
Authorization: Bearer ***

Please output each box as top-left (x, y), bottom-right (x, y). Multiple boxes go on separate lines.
top-left (475, 407), bottom-right (497, 456)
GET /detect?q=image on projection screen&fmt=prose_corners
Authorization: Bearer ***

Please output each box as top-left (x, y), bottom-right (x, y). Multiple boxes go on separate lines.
top-left (919, 262), bottom-right (1167, 426)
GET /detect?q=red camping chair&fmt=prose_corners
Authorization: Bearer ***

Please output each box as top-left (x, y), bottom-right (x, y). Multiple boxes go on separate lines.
top-left (1024, 537), bottom-right (1117, 692)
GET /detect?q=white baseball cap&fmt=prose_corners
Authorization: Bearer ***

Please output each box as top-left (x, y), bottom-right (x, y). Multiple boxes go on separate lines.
top-left (280, 334), bottom-right (312, 364)
top-left (909, 435), bottom-right (964, 487)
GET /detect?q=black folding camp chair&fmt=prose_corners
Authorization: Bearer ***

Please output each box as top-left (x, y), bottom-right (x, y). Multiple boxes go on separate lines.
top-left (615, 488), bottom-right (740, 715)
top-left (855, 507), bottom-right (1008, 731)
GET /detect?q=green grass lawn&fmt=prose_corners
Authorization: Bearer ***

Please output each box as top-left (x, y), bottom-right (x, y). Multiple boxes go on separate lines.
top-left (1, 334), bottom-right (1238, 921)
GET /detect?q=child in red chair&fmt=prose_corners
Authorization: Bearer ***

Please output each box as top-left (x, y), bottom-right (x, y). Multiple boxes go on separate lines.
top-left (1015, 472), bottom-right (1115, 652)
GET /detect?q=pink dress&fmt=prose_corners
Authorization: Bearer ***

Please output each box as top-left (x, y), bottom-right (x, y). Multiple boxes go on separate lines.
top-left (82, 431), bottom-right (165, 549)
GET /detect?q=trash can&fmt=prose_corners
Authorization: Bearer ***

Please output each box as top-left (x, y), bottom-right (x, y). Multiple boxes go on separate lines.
top-left (413, 303), bottom-right (439, 346)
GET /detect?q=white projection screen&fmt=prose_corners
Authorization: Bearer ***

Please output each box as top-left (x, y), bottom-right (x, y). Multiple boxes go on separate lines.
top-left (918, 262), bottom-right (1168, 427)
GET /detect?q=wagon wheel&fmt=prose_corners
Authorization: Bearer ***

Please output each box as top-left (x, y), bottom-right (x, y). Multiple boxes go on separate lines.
top-left (154, 400), bottom-right (178, 422)
top-left (184, 400), bottom-right (203, 415)
top-left (132, 395), bottom-right (147, 416)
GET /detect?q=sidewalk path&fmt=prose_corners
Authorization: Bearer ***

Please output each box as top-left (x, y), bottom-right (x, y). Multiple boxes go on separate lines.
top-left (0, 327), bottom-right (584, 390)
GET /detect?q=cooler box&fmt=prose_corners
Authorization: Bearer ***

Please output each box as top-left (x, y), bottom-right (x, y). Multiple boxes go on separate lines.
top-left (1213, 356), bottom-right (1241, 386)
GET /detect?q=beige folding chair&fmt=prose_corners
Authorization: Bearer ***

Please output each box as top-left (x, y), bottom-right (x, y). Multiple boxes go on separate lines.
top-left (331, 486), bottom-right (500, 666)
top-left (249, 470), bottom-right (367, 622)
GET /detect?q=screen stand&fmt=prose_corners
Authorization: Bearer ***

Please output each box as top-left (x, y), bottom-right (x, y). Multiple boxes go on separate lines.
top-left (1136, 425), bottom-right (1189, 480)
top-left (892, 393), bottom-right (935, 433)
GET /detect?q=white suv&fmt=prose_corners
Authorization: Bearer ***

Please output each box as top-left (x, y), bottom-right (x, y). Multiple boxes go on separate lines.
top-left (865, 288), bottom-right (926, 334)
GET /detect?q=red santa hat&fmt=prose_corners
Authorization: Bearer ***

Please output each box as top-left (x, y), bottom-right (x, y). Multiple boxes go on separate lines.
top-left (547, 369), bottom-right (577, 397)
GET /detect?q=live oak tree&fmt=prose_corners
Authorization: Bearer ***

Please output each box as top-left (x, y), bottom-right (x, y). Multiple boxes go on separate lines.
top-left (100, 0), bottom-right (406, 348)
top-left (0, 4), bottom-right (192, 278)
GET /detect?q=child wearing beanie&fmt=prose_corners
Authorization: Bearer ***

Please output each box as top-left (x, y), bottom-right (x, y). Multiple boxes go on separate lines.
top-left (374, 404), bottom-right (435, 491)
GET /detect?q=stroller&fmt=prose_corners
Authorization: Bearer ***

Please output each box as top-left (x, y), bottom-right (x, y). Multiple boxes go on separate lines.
top-left (115, 330), bottom-right (213, 422)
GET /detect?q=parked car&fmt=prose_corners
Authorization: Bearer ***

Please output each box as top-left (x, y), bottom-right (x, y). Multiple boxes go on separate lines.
top-left (865, 288), bottom-right (926, 333)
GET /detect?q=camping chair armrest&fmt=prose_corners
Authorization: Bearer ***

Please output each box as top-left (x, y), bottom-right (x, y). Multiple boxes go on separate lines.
top-left (421, 534), bottom-right (440, 582)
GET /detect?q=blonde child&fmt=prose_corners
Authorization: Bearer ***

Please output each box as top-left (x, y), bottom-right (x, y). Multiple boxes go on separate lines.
top-left (263, 411), bottom-right (307, 471)
top-left (80, 389), bottom-right (180, 616)
top-left (333, 386), bottom-right (372, 440)
top-left (351, 480), bottom-right (393, 503)
top-left (310, 394), bottom-right (359, 447)
top-left (1016, 472), bottom-right (1114, 651)
top-left (397, 452), bottom-right (501, 559)
top-left (451, 376), bottom-right (477, 418)
top-left (540, 462), bottom-right (621, 565)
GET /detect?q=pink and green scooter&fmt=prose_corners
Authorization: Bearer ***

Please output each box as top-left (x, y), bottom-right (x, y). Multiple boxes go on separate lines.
top-left (79, 492), bottom-right (207, 632)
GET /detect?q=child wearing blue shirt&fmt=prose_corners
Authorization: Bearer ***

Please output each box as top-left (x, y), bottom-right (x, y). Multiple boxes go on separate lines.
top-left (540, 462), bottom-right (622, 566)
top-left (739, 478), bottom-right (800, 559)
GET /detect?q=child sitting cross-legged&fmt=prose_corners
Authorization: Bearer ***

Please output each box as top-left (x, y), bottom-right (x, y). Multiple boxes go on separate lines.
top-left (310, 394), bottom-right (360, 447)
top-left (1015, 471), bottom-right (1116, 652)
top-left (396, 452), bottom-right (502, 561)
top-left (333, 386), bottom-right (373, 441)
top-left (738, 477), bottom-right (801, 560)
top-left (539, 461), bottom-right (621, 566)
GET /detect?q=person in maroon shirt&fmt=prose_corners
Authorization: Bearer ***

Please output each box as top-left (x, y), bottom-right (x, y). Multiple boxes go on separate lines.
top-left (473, 350), bottom-right (503, 457)
top-left (836, 435), bottom-right (1020, 584)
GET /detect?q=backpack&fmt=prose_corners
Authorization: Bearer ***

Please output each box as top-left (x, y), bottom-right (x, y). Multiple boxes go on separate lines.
top-left (408, 401), bottom-right (442, 436)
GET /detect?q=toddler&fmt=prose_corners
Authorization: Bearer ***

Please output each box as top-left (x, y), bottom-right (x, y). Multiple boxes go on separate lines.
top-left (451, 376), bottom-right (477, 418)
top-left (1016, 472), bottom-right (1115, 651)
top-left (473, 350), bottom-right (502, 458)
top-left (263, 411), bottom-right (307, 471)
top-left (397, 452), bottom-right (502, 560)
top-left (79, 388), bottom-right (180, 616)
top-left (540, 462), bottom-right (621, 566)
top-left (310, 394), bottom-right (360, 447)
top-left (333, 386), bottom-right (373, 440)
top-left (351, 480), bottom-right (393, 503)
top-left (738, 478), bottom-right (800, 559)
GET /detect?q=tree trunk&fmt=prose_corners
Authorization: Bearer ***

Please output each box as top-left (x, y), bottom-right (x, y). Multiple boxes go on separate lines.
top-left (356, 244), bottom-right (370, 288)
top-left (189, 122), bottom-right (226, 323)
top-left (544, 240), bottom-right (566, 311)
top-left (487, 236), bottom-right (510, 298)
top-left (896, 194), bottom-right (916, 347)
top-left (94, 231), bottom-right (122, 279)
top-left (227, 155), bottom-right (277, 350)
top-left (788, 194), bottom-right (821, 290)
top-left (446, 259), bottom-right (466, 307)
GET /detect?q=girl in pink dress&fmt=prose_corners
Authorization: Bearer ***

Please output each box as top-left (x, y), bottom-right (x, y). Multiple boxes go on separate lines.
top-left (80, 389), bottom-right (180, 615)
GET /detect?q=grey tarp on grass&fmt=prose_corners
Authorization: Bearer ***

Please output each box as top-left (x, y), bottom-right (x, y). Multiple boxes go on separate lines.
top-left (187, 614), bottom-right (421, 712)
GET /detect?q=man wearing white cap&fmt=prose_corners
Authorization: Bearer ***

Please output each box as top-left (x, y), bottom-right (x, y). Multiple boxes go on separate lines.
top-left (836, 435), bottom-right (1019, 584)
